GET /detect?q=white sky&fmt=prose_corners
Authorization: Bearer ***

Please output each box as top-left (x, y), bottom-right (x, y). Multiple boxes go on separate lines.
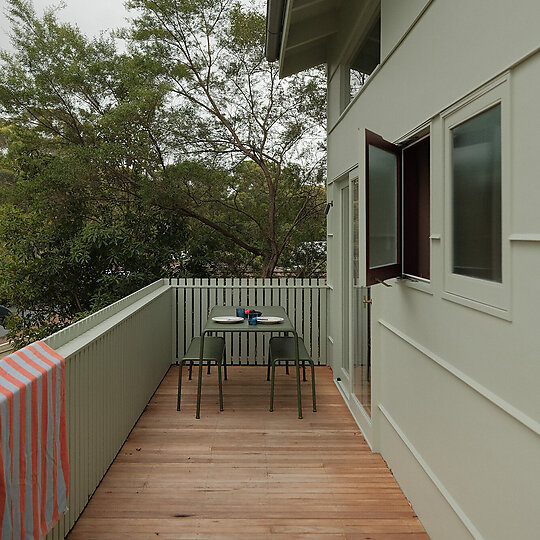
top-left (0, 0), bottom-right (133, 51)
top-left (0, 0), bottom-right (265, 52)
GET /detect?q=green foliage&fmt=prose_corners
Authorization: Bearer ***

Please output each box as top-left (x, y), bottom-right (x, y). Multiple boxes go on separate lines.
top-left (125, 0), bottom-right (327, 275)
top-left (0, 138), bottom-right (188, 346)
top-left (0, 3), bottom-right (186, 345)
top-left (0, 0), bottom-right (326, 345)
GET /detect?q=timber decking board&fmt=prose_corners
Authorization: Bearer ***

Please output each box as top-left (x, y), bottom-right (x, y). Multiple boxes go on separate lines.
top-left (67, 366), bottom-right (428, 539)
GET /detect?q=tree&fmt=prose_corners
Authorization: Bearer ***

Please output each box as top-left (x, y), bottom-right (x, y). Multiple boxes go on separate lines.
top-left (0, 123), bottom-right (190, 346)
top-left (1, 0), bottom-right (326, 278)
top-left (127, 0), bottom-right (327, 276)
top-left (0, 0), bottom-right (326, 344)
top-left (0, 2), bottom-right (189, 344)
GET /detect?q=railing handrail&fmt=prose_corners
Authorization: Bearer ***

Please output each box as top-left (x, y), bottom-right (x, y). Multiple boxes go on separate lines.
top-left (44, 278), bottom-right (169, 353)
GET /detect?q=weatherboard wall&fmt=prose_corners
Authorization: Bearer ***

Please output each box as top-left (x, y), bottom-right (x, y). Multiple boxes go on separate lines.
top-left (324, 0), bottom-right (540, 539)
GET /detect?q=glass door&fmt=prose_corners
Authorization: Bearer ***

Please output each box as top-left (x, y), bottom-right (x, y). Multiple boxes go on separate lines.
top-left (353, 287), bottom-right (371, 416)
top-left (352, 178), bottom-right (371, 417)
top-left (339, 184), bottom-right (351, 384)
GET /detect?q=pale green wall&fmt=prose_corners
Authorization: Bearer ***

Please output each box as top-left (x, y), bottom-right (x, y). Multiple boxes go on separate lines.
top-left (380, 0), bottom-right (431, 59)
top-left (324, 0), bottom-right (540, 538)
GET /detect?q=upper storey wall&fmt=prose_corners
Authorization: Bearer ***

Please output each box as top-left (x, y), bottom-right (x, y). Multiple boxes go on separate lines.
top-left (380, 0), bottom-right (430, 59)
top-left (326, 0), bottom-right (540, 180)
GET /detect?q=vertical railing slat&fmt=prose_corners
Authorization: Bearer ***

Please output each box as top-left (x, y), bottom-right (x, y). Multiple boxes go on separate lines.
top-left (201, 277), bottom-right (209, 328)
top-left (311, 280), bottom-right (320, 364)
top-left (223, 278), bottom-right (233, 364)
top-left (194, 278), bottom-right (202, 340)
top-left (186, 279), bottom-right (194, 344)
top-left (230, 278), bottom-right (239, 364)
top-left (320, 279), bottom-right (327, 366)
top-left (247, 278), bottom-right (257, 365)
top-left (178, 278), bottom-right (186, 356)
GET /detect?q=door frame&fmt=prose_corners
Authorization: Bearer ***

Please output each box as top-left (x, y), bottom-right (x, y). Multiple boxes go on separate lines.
top-left (334, 169), bottom-right (375, 447)
top-left (336, 179), bottom-right (352, 392)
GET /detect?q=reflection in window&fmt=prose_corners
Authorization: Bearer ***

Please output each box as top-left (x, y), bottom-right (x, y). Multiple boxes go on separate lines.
top-left (353, 287), bottom-right (371, 417)
top-left (347, 14), bottom-right (380, 105)
top-left (352, 178), bottom-right (360, 285)
top-left (350, 69), bottom-right (367, 101)
top-left (452, 105), bottom-right (501, 282)
top-left (352, 179), bottom-right (371, 417)
top-left (368, 145), bottom-right (398, 269)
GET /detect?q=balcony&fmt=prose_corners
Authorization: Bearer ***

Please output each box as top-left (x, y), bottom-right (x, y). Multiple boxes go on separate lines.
top-left (9, 278), bottom-right (426, 539)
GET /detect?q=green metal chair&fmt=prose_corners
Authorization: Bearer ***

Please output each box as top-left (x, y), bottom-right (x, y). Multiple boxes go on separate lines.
top-left (268, 336), bottom-right (316, 415)
top-left (189, 345), bottom-right (227, 380)
top-left (267, 347), bottom-right (307, 381)
top-left (177, 336), bottom-right (226, 418)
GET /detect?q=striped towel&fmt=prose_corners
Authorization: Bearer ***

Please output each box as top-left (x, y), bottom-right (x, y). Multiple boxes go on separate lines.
top-left (0, 341), bottom-right (69, 540)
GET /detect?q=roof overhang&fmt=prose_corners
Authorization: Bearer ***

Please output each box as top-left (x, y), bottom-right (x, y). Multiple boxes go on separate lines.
top-left (265, 0), bottom-right (341, 77)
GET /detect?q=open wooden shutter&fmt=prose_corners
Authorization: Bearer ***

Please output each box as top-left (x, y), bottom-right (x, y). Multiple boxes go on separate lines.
top-left (365, 129), bottom-right (402, 286)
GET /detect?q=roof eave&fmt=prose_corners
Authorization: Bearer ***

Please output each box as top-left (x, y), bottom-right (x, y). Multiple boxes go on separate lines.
top-left (265, 0), bottom-right (287, 63)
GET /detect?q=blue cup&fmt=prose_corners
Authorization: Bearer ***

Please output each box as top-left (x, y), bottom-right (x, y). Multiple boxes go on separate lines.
top-left (248, 313), bottom-right (257, 325)
top-left (236, 307), bottom-right (245, 318)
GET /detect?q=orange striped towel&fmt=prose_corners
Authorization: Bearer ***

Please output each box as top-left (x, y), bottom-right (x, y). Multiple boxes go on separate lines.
top-left (0, 341), bottom-right (69, 539)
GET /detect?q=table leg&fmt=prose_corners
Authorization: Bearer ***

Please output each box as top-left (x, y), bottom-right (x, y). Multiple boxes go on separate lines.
top-left (218, 360), bottom-right (223, 411)
top-left (177, 361), bottom-right (184, 411)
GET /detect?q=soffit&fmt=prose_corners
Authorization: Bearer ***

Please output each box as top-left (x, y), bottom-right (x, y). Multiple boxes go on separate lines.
top-left (279, 0), bottom-right (342, 77)
top-left (279, 0), bottom-right (377, 77)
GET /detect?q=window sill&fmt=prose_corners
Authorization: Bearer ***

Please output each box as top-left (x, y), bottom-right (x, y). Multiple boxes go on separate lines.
top-left (398, 276), bottom-right (433, 295)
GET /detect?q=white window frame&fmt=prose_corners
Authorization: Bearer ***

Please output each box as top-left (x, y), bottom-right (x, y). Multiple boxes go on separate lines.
top-left (441, 75), bottom-right (511, 317)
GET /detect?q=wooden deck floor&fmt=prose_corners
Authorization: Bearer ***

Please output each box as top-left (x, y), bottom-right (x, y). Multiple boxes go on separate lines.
top-left (67, 366), bottom-right (429, 540)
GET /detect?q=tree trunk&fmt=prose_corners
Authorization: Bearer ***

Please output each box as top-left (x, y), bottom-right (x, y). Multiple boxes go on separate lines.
top-left (261, 249), bottom-right (280, 278)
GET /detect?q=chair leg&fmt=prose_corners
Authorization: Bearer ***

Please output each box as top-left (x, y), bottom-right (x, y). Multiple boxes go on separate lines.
top-left (177, 361), bottom-right (184, 411)
top-left (218, 361), bottom-right (224, 411)
top-left (302, 361), bottom-right (307, 382)
top-left (196, 361), bottom-right (203, 419)
top-left (189, 361), bottom-right (193, 380)
top-left (286, 363), bottom-right (289, 375)
top-left (310, 361), bottom-right (316, 412)
top-left (223, 350), bottom-right (228, 381)
top-left (207, 363), bottom-right (211, 375)
top-left (295, 359), bottom-right (302, 419)
top-left (267, 349), bottom-right (271, 381)
top-left (270, 361), bottom-right (276, 412)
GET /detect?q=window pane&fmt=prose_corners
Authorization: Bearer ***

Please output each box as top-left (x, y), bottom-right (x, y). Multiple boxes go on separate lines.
top-left (341, 186), bottom-right (350, 375)
top-left (349, 68), bottom-right (366, 101)
top-left (368, 145), bottom-right (398, 269)
top-left (352, 179), bottom-right (359, 285)
top-left (452, 105), bottom-right (501, 282)
top-left (353, 286), bottom-right (371, 417)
